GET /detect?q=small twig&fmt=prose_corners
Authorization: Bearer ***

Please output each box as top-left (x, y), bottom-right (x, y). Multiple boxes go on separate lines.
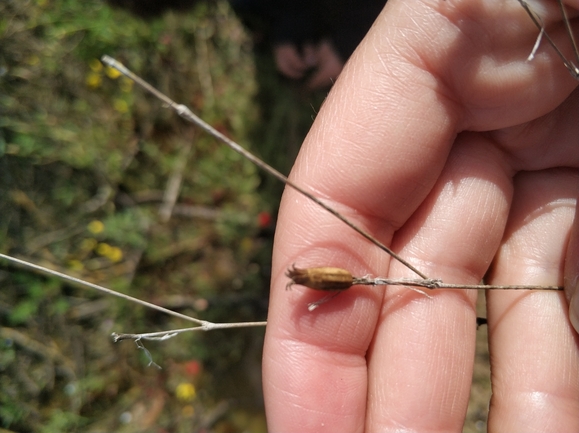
top-left (518, 0), bottom-right (579, 79)
top-left (286, 266), bottom-right (564, 293)
top-left (112, 320), bottom-right (268, 342)
top-left (159, 135), bottom-right (194, 222)
top-left (557, 0), bottom-right (579, 68)
top-left (114, 320), bottom-right (267, 369)
top-left (171, 204), bottom-right (222, 220)
top-left (0, 254), bottom-right (267, 334)
top-left (100, 55), bottom-right (569, 303)
top-left (100, 55), bottom-right (428, 280)
top-left (287, 265), bottom-right (564, 311)
top-left (351, 275), bottom-right (563, 291)
top-left (0, 253), bottom-right (205, 325)
top-left (527, 27), bottom-right (544, 61)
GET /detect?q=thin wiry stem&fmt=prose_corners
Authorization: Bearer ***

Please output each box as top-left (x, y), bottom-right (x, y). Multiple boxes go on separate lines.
top-left (100, 55), bottom-right (570, 295)
top-left (557, 0), bottom-right (579, 67)
top-left (0, 254), bottom-right (267, 336)
top-left (351, 276), bottom-right (563, 291)
top-left (100, 55), bottom-right (428, 280)
top-left (303, 273), bottom-right (563, 311)
top-left (112, 321), bottom-right (268, 342)
top-left (518, 0), bottom-right (579, 79)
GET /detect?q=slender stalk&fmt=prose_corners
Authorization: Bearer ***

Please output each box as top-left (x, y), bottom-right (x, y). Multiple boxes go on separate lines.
top-left (0, 254), bottom-right (267, 334)
top-left (100, 55), bottom-right (428, 280)
top-left (351, 276), bottom-right (563, 291)
top-left (100, 55), bottom-right (570, 294)
top-left (557, 0), bottom-right (579, 68)
top-left (518, 0), bottom-right (579, 79)
top-left (112, 321), bottom-right (268, 342)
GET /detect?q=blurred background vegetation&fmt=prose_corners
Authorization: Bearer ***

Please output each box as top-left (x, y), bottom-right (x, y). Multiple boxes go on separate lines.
top-left (0, 0), bottom-right (491, 432)
top-left (0, 0), bottom-right (325, 431)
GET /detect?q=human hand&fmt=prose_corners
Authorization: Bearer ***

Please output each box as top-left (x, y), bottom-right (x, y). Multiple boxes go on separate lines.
top-left (263, 1), bottom-right (579, 432)
top-left (306, 39), bottom-right (344, 90)
top-left (273, 42), bottom-right (317, 80)
top-left (273, 40), bottom-right (344, 89)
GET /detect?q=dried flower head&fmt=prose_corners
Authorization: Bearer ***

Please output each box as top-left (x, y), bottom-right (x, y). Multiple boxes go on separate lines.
top-left (285, 266), bottom-right (353, 291)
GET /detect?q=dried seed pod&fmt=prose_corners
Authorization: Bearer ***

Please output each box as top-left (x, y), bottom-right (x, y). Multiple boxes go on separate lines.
top-left (285, 266), bottom-right (353, 291)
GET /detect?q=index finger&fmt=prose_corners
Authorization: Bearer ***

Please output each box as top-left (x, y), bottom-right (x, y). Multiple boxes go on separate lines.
top-left (263, 4), bottom-right (460, 431)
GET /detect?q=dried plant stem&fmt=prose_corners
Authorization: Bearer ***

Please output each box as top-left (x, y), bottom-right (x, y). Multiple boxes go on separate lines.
top-left (112, 320), bottom-right (267, 343)
top-left (518, 0), bottom-right (579, 79)
top-left (159, 132), bottom-right (195, 222)
top-left (304, 274), bottom-right (562, 311)
top-left (100, 55), bottom-right (570, 294)
top-left (557, 0), bottom-right (579, 67)
top-left (0, 254), bottom-right (267, 335)
top-left (351, 276), bottom-right (563, 291)
top-left (286, 266), bottom-right (564, 293)
top-left (100, 55), bottom-right (428, 280)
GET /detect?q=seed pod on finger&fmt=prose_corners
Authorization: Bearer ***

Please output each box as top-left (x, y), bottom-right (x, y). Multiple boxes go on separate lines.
top-left (285, 266), bottom-right (353, 291)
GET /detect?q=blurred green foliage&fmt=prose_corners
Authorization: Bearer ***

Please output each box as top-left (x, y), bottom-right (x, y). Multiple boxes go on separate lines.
top-left (0, 0), bottom-right (494, 431)
top-left (1, 0), bottom-right (270, 431)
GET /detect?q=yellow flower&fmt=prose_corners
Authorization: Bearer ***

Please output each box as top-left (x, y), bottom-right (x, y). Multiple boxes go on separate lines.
top-left (87, 220), bottom-right (105, 234)
top-left (86, 72), bottom-right (102, 88)
top-left (96, 242), bottom-right (112, 257)
top-left (105, 66), bottom-right (122, 79)
top-left (96, 243), bottom-right (123, 262)
top-left (107, 246), bottom-right (123, 262)
top-left (68, 260), bottom-right (84, 271)
top-left (175, 383), bottom-right (196, 402)
top-left (113, 99), bottom-right (129, 113)
top-left (89, 59), bottom-right (103, 72)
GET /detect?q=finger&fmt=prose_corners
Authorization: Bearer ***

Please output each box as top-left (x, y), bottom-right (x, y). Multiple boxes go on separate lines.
top-left (274, 44), bottom-right (308, 78)
top-left (306, 41), bottom-right (343, 89)
top-left (287, 0), bottom-right (577, 226)
top-left (487, 88), bottom-right (579, 171)
top-left (306, 63), bottom-right (343, 90)
top-left (263, 182), bottom-right (389, 432)
top-left (486, 169), bottom-right (579, 432)
top-left (565, 199), bottom-right (579, 333)
top-left (407, 0), bottom-right (579, 131)
top-left (365, 132), bottom-right (512, 431)
top-left (264, 1), bottom-right (467, 428)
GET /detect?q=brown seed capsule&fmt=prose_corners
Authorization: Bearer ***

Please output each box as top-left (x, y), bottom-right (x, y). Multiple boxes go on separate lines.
top-left (285, 266), bottom-right (353, 291)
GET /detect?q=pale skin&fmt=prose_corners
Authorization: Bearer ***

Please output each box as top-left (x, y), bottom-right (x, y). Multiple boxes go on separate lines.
top-left (262, 0), bottom-right (579, 432)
